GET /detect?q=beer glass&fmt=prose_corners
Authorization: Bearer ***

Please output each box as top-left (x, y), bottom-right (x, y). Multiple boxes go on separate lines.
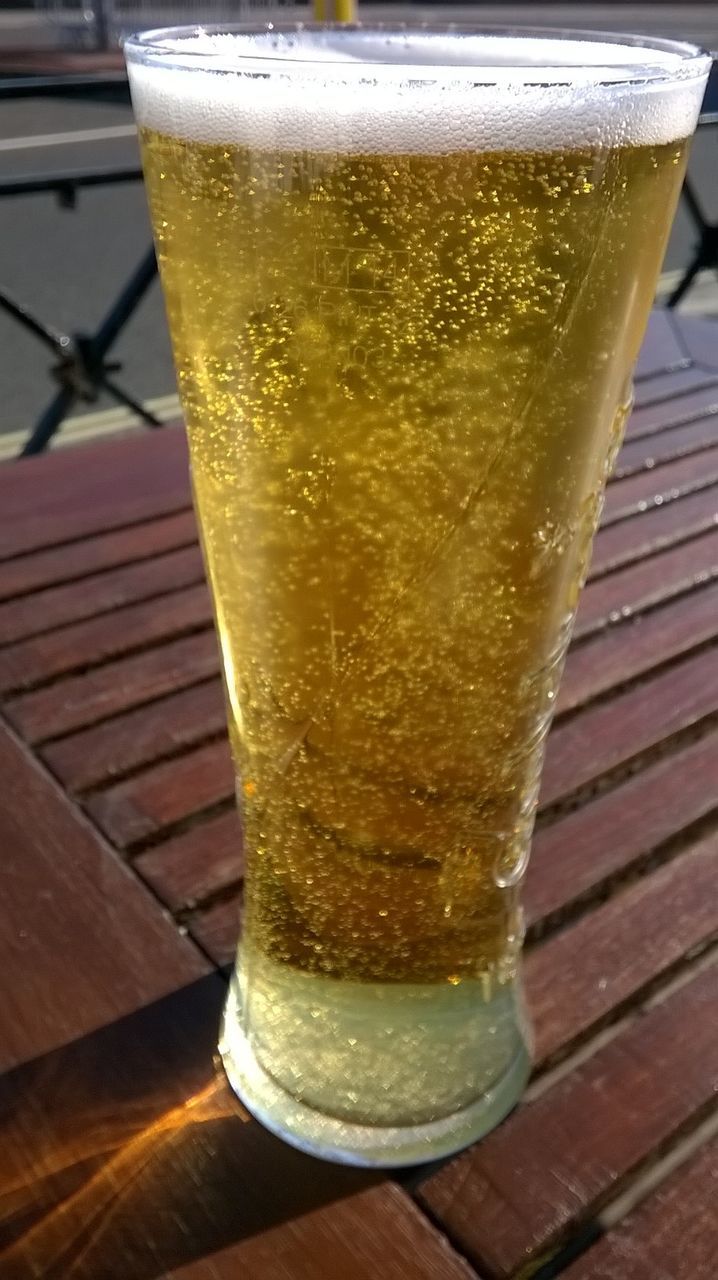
top-left (125, 25), bottom-right (709, 1165)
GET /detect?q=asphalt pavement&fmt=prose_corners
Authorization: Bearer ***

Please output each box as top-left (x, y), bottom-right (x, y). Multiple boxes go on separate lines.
top-left (1, 4), bottom-right (717, 445)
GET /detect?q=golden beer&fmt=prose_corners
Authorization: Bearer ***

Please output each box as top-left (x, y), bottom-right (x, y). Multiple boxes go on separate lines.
top-left (127, 27), bottom-right (708, 1163)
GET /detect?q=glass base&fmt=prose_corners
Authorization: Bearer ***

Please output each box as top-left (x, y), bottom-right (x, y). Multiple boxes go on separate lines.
top-left (219, 958), bottom-right (532, 1167)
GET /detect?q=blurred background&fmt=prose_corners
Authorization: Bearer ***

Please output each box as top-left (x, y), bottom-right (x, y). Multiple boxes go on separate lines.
top-left (1, 1), bottom-right (716, 455)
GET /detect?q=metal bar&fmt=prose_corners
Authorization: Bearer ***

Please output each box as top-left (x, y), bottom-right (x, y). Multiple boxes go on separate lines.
top-left (91, 0), bottom-right (110, 52)
top-left (13, 247), bottom-right (160, 452)
top-left (0, 289), bottom-right (70, 355)
top-left (681, 179), bottom-right (708, 235)
top-left (0, 169), bottom-right (142, 198)
top-left (19, 387), bottom-right (76, 458)
top-left (0, 75), bottom-right (128, 100)
top-left (102, 377), bottom-right (162, 427)
top-left (91, 246), bottom-right (158, 359)
top-left (666, 255), bottom-right (704, 309)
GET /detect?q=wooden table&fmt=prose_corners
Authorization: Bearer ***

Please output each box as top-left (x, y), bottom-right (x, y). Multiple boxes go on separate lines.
top-left (1, 310), bottom-right (717, 1280)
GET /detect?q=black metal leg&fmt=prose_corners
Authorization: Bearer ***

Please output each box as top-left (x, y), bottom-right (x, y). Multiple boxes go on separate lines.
top-left (7, 246), bottom-right (160, 455)
top-left (91, 248), bottom-right (158, 361)
top-left (680, 179), bottom-right (707, 234)
top-left (0, 289), bottom-right (70, 357)
top-left (20, 388), bottom-right (77, 458)
top-left (666, 255), bottom-right (704, 308)
top-left (102, 377), bottom-right (162, 427)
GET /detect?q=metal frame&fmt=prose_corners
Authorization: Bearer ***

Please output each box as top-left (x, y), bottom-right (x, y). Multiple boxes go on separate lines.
top-left (0, 75), bottom-right (160, 457)
top-left (666, 111), bottom-right (718, 308)
top-left (666, 57), bottom-right (718, 310)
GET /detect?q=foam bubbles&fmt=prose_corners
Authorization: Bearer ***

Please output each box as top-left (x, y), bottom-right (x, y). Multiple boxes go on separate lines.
top-left (127, 29), bottom-right (708, 154)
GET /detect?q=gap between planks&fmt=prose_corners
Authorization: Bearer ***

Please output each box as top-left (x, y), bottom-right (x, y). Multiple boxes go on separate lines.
top-left (414, 947), bottom-right (718, 1280)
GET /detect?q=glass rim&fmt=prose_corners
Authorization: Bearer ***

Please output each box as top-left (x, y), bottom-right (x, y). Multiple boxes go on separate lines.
top-left (123, 22), bottom-right (711, 87)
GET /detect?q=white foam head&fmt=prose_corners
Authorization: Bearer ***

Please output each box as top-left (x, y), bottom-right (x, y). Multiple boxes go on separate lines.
top-left (126, 26), bottom-right (710, 153)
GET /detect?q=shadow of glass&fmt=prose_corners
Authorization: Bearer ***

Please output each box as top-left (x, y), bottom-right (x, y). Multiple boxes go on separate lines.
top-left (0, 973), bottom-right (383, 1280)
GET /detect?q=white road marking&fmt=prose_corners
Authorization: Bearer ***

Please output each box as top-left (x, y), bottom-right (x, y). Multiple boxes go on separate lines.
top-left (0, 124), bottom-right (137, 153)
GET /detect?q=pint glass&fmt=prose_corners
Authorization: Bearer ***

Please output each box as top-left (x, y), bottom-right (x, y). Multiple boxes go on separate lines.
top-left (126, 26), bottom-right (709, 1164)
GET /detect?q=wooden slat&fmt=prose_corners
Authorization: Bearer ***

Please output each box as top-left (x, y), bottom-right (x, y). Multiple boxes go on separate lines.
top-left (1, 1034), bottom-right (478, 1280)
top-left (81, 645), bottom-right (718, 858)
top-left (135, 809), bottom-right (242, 913)
top-left (0, 581), bottom-right (212, 695)
top-left (527, 834), bottom-right (718, 1064)
top-left (42, 678), bottom-right (226, 793)
top-left (602, 446), bottom-right (718, 524)
top-left (5, 629), bottom-right (219, 745)
top-left (526, 730), bottom-right (718, 930)
top-left (417, 960), bottom-right (718, 1279)
top-left (164, 1182), bottom-right (478, 1280)
top-left (541, 646), bottom-right (718, 808)
top-left (133, 727), bottom-right (718, 937)
top-left (616, 413), bottom-right (718, 478)
top-left (562, 1136), bottom-right (718, 1280)
top-left (156, 733), bottom-right (718, 967)
top-left (631, 367), bottom-right (718, 411)
top-left (0, 543), bottom-right (205, 646)
top-left (634, 312), bottom-right (687, 380)
top-left (0, 425), bottom-right (190, 561)
top-left (576, 525), bottom-right (718, 638)
top-left (0, 664), bottom-right (476, 1280)
top-left (86, 739), bottom-right (234, 849)
top-left (561, 581), bottom-right (718, 714)
top-left (591, 482), bottom-right (718, 576)
top-left (2, 309), bottom-right (715, 1280)
top-left (1, 1057), bottom-right (480, 1280)
top-left (187, 895), bottom-right (243, 969)
top-left (0, 721), bottom-right (206, 1071)
top-left (626, 388), bottom-right (718, 441)
top-left (0, 508), bottom-right (196, 605)
top-left (0, 722), bottom-right (472, 1280)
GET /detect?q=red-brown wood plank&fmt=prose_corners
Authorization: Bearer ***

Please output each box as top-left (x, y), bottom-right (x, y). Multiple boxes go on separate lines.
top-left (0, 425), bottom-right (190, 560)
top-left (5, 311), bottom-right (715, 1280)
top-left (602, 445), bottom-right (718, 524)
top-left (576, 524), bottom-right (718, 637)
top-left (562, 1136), bottom-right (718, 1280)
top-left (0, 543), bottom-right (204, 646)
top-left (561, 580), bottom-right (718, 714)
top-left (591, 482), bottom-right (718, 575)
top-left (42, 678), bottom-right (226, 793)
top-left (86, 739), bottom-right (235, 849)
top-left (526, 730), bottom-right (718, 930)
top-left (417, 960), bottom-right (718, 1279)
top-left (135, 719), bottom-right (718, 935)
top-left (187, 894), bottom-right (243, 969)
top-left (5, 628), bottom-right (219, 745)
top-left (1, 1024), bottom-right (479, 1280)
top-left (527, 834), bottom-right (718, 1064)
top-left (0, 581), bottom-right (212, 695)
top-left (0, 508), bottom-right (196, 604)
top-left (0, 720), bottom-right (206, 1070)
top-left (79, 645), bottom-right (718, 865)
top-left (136, 809), bottom-right (242, 913)
top-left (541, 645), bottom-right (718, 808)
top-left (165, 1183), bottom-right (479, 1280)
top-left (626, 388), bottom-right (718, 441)
top-left (631, 367), bottom-right (718, 411)
top-left (634, 312), bottom-right (688, 380)
top-left (616, 413), bottom-right (718, 478)
top-left (0, 735), bottom-right (476, 1280)
top-left (157, 731), bottom-right (718, 967)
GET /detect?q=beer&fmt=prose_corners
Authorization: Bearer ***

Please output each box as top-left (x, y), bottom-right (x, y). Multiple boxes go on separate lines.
top-left (128, 28), bottom-right (707, 1162)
